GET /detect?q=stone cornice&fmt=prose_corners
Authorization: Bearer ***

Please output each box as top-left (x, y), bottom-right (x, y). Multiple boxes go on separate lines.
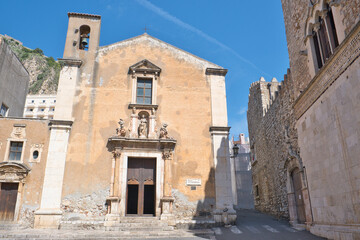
top-left (209, 126), bottom-right (231, 133)
top-left (58, 58), bottom-right (82, 67)
top-left (49, 120), bottom-right (73, 130)
top-left (294, 21), bottom-right (360, 120)
top-left (108, 137), bottom-right (176, 151)
top-left (206, 68), bottom-right (228, 76)
top-left (68, 12), bottom-right (101, 19)
top-left (128, 104), bottom-right (158, 110)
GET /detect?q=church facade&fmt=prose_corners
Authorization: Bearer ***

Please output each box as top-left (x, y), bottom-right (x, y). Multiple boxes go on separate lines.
top-left (0, 13), bottom-right (235, 229)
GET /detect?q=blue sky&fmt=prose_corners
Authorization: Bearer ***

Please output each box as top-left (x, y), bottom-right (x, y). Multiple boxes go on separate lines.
top-left (0, 0), bottom-right (289, 139)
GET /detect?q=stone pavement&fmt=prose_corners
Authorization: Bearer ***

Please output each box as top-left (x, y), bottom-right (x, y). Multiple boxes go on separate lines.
top-left (0, 228), bottom-right (214, 240)
top-left (212, 209), bottom-right (326, 240)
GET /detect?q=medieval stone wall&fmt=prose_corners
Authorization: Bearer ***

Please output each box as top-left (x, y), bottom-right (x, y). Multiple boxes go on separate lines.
top-left (247, 71), bottom-right (300, 219)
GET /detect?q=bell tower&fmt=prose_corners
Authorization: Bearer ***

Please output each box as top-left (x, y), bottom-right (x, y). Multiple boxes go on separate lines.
top-left (34, 13), bottom-right (101, 229)
top-left (63, 12), bottom-right (101, 60)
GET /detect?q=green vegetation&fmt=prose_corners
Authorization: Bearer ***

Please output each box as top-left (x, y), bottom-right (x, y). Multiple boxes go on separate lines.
top-left (2, 36), bottom-right (60, 94)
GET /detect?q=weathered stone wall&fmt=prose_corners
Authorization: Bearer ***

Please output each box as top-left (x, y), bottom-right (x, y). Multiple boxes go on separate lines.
top-left (281, 0), bottom-right (360, 98)
top-left (0, 118), bottom-right (50, 227)
top-left (0, 38), bottom-right (29, 117)
top-left (247, 71), bottom-right (300, 219)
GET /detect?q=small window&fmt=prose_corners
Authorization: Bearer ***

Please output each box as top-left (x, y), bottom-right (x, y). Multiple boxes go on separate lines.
top-left (0, 103), bottom-right (8, 117)
top-left (255, 185), bottom-right (260, 198)
top-left (9, 142), bottom-right (23, 161)
top-left (42, 100), bottom-right (46, 103)
top-left (54, 100), bottom-right (56, 103)
top-left (50, 108), bottom-right (55, 112)
top-left (31, 100), bottom-right (35, 103)
top-left (136, 78), bottom-right (152, 104)
top-left (33, 150), bottom-right (39, 160)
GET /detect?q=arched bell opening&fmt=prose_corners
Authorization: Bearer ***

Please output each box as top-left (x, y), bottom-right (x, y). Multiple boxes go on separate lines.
top-left (79, 25), bottom-right (90, 51)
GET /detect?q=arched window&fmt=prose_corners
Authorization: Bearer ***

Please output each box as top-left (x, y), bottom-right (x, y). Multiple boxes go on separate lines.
top-left (311, 4), bottom-right (339, 70)
top-left (79, 25), bottom-right (90, 51)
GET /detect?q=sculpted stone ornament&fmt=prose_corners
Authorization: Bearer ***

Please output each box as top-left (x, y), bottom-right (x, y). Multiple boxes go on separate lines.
top-left (162, 151), bottom-right (173, 160)
top-left (138, 115), bottom-right (148, 138)
top-left (159, 123), bottom-right (170, 139)
top-left (116, 119), bottom-right (126, 137)
top-left (112, 148), bottom-right (121, 158)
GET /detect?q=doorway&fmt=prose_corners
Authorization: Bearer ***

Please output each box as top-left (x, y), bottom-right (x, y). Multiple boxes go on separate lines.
top-left (0, 183), bottom-right (19, 221)
top-left (126, 158), bottom-right (156, 216)
top-left (291, 168), bottom-right (306, 223)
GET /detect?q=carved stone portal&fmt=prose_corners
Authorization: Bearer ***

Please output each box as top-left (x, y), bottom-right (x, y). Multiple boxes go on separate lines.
top-left (0, 162), bottom-right (30, 183)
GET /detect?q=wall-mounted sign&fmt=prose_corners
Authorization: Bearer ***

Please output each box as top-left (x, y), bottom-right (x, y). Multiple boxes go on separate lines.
top-left (186, 179), bottom-right (201, 186)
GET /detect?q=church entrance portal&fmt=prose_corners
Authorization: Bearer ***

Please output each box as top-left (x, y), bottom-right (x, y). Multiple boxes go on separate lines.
top-left (0, 183), bottom-right (18, 221)
top-left (126, 158), bottom-right (156, 216)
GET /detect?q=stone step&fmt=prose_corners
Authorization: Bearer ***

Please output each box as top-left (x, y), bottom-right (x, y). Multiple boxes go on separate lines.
top-left (0, 229), bottom-right (214, 239)
top-left (105, 226), bottom-right (174, 232)
top-left (106, 222), bottom-right (169, 228)
top-left (118, 217), bottom-right (160, 223)
top-left (60, 221), bottom-right (105, 230)
top-left (0, 224), bottom-right (26, 230)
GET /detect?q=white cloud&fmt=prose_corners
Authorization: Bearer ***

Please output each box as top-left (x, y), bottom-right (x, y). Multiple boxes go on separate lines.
top-left (237, 107), bottom-right (247, 115)
top-left (134, 0), bottom-right (270, 77)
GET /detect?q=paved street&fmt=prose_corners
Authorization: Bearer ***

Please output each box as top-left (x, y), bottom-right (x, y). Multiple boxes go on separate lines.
top-left (212, 209), bottom-right (325, 240)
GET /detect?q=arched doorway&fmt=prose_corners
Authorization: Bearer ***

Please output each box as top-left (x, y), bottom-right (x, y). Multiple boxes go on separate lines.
top-left (0, 162), bottom-right (30, 222)
top-left (291, 167), bottom-right (306, 224)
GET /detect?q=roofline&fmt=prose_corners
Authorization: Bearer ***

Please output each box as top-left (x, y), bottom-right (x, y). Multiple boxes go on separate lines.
top-left (99, 33), bottom-right (224, 69)
top-left (68, 12), bottom-right (101, 19)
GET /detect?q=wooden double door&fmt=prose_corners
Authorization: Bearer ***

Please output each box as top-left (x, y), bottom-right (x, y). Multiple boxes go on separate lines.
top-left (0, 183), bottom-right (18, 221)
top-left (126, 158), bottom-right (156, 216)
top-left (291, 168), bottom-right (306, 223)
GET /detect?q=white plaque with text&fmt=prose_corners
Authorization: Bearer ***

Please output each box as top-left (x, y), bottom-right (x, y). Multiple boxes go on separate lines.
top-left (186, 179), bottom-right (202, 186)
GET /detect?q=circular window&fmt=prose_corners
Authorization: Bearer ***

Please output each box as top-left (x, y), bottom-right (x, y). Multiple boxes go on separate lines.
top-left (33, 150), bottom-right (39, 160)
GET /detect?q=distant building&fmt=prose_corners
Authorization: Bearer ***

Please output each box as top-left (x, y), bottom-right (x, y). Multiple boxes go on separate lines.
top-left (230, 134), bottom-right (254, 209)
top-left (0, 37), bottom-right (29, 117)
top-left (23, 95), bottom-right (56, 119)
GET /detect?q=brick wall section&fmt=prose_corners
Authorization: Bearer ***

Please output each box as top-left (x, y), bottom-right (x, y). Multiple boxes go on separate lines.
top-left (247, 71), bottom-right (300, 219)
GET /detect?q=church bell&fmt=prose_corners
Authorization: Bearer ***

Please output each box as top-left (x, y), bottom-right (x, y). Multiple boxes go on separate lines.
top-left (81, 37), bottom-right (88, 47)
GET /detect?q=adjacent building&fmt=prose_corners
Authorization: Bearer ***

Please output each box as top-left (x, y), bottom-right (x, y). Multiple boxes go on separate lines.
top-left (0, 12), bottom-right (236, 230)
top-left (0, 37), bottom-right (29, 117)
top-left (248, 1), bottom-right (360, 239)
top-left (231, 134), bottom-right (254, 210)
top-left (23, 95), bottom-right (56, 119)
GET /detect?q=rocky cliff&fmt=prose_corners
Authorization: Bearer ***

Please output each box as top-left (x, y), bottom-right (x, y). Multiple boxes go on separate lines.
top-left (1, 35), bottom-right (60, 94)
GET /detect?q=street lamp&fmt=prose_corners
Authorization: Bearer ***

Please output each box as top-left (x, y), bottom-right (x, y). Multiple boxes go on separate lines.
top-left (233, 144), bottom-right (239, 156)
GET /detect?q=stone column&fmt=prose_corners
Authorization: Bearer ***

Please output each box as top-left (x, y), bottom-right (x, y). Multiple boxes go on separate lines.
top-left (207, 68), bottom-right (236, 225)
top-left (148, 109), bottom-right (157, 138)
top-left (34, 59), bottom-right (81, 229)
top-left (129, 107), bottom-right (138, 138)
top-left (34, 120), bottom-right (72, 228)
top-left (105, 148), bottom-right (121, 227)
top-left (160, 150), bottom-right (175, 225)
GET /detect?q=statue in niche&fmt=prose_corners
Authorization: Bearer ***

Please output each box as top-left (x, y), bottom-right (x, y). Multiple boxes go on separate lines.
top-left (159, 123), bottom-right (170, 139)
top-left (138, 115), bottom-right (148, 138)
top-left (116, 119), bottom-right (126, 137)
